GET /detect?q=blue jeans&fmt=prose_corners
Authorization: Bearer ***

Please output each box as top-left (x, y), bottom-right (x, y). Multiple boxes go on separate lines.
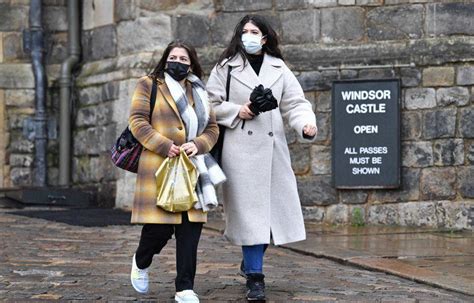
top-left (242, 244), bottom-right (269, 274)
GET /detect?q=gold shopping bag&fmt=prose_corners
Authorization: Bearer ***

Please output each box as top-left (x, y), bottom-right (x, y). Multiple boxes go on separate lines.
top-left (155, 149), bottom-right (198, 212)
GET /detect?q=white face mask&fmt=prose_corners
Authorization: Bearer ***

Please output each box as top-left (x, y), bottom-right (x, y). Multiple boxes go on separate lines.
top-left (241, 33), bottom-right (264, 54)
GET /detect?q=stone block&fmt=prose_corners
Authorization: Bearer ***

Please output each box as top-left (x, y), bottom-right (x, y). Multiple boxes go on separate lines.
top-left (276, 0), bottom-right (312, 10)
top-left (115, 0), bottom-right (137, 21)
top-left (436, 201), bottom-right (470, 230)
top-left (45, 32), bottom-right (68, 64)
top-left (368, 204), bottom-right (399, 226)
top-left (297, 175), bottom-right (338, 206)
top-left (117, 16), bottom-right (172, 54)
top-left (321, 7), bottom-right (365, 42)
top-left (467, 140), bottom-right (474, 165)
top-left (404, 88), bottom-right (436, 110)
top-left (349, 206), bottom-right (366, 226)
top-left (436, 87), bottom-right (470, 107)
top-left (311, 144), bottom-right (331, 175)
top-left (82, 0), bottom-right (114, 30)
top-left (371, 168), bottom-right (420, 202)
top-left (401, 111), bottom-right (422, 140)
top-left (302, 206), bottom-right (324, 222)
top-left (0, 33), bottom-right (3, 63)
top-left (9, 153), bottom-right (33, 167)
top-left (176, 15), bottom-right (210, 48)
top-left (5, 89), bottom-right (35, 107)
top-left (289, 143), bottom-right (311, 175)
top-left (314, 112), bottom-right (330, 143)
top-left (82, 25), bottom-right (117, 61)
top-left (339, 190), bottom-right (368, 204)
top-left (285, 125), bottom-right (296, 145)
top-left (358, 68), bottom-right (394, 80)
top-left (281, 10), bottom-right (319, 44)
top-left (43, 6), bottom-right (67, 31)
top-left (458, 107), bottom-right (474, 138)
top-left (325, 204), bottom-right (349, 224)
top-left (10, 137), bottom-right (34, 153)
top-left (339, 0), bottom-right (355, 5)
top-left (3, 32), bottom-right (24, 62)
top-left (284, 37), bottom-right (473, 71)
top-left (400, 68), bottom-right (421, 87)
top-left (399, 202), bottom-right (438, 228)
top-left (458, 166), bottom-right (474, 198)
top-left (340, 69), bottom-right (358, 80)
top-left (426, 3), bottom-right (474, 36)
top-left (422, 108), bottom-right (457, 139)
top-left (433, 139), bottom-right (464, 166)
top-left (356, 0), bottom-right (383, 5)
top-left (313, 0), bottom-right (338, 8)
top-left (115, 171), bottom-right (136, 209)
top-left (219, 0), bottom-right (272, 11)
top-left (315, 90), bottom-right (331, 112)
top-left (402, 141), bottom-right (433, 168)
top-left (10, 167), bottom-right (31, 186)
top-left (72, 156), bottom-right (90, 183)
top-left (457, 66), bottom-right (474, 86)
top-left (367, 5), bottom-right (423, 40)
top-left (422, 67), bottom-right (454, 87)
top-left (0, 64), bottom-right (35, 88)
top-left (0, 4), bottom-right (28, 31)
top-left (420, 167), bottom-right (456, 200)
top-left (296, 71), bottom-right (323, 91)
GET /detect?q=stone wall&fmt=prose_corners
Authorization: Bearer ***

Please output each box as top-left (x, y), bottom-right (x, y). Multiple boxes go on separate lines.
top-left (0, 0), bottom-right (68, 188)
top-left (1, 0), bottom-right (473, 229)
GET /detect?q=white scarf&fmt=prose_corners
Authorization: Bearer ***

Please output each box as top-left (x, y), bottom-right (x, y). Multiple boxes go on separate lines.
top-left (164, 72), bottom-right (226, 211)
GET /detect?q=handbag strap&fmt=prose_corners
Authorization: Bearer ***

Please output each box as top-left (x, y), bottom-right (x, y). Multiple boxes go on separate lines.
top-left (225, 65), bottom-right (232, 101)
top-left (150, 79), bottom-right (157, 117)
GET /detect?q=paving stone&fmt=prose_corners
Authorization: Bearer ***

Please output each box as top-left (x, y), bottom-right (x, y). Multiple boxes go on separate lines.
top-left (1, 209), bottom-right (468, 301)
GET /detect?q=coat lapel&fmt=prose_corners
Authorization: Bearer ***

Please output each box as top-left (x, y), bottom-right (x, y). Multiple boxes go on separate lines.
top-left (228, 53), bottom-right (284, 90)
top-left (228, 55), bottom-right (261, 90)
top-left (259, 53), bottom-right (283, 89)
top-left (157, 79), bottom-right (181, 120)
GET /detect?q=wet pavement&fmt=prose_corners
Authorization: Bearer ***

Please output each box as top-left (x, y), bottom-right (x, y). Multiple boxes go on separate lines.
top-left (1, 207), bottom-right (473, 302)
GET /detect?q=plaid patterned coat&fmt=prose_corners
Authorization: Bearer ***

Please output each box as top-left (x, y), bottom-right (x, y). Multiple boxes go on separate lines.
top-left (129, 76), bottom-right (219, 224)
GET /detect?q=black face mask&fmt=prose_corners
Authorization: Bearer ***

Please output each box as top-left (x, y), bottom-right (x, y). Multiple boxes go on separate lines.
top-left (165, 61), bottom-right (190, 81)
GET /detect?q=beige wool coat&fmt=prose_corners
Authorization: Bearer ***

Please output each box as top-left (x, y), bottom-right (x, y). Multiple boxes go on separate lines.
top-left (206, 53), bottom-right (316, 246)
top-left (129, 76), bottom-right (219, 224)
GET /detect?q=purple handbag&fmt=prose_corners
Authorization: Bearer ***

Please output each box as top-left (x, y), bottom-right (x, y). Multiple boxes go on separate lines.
top-left (110, 80), bottom-right (157, 173)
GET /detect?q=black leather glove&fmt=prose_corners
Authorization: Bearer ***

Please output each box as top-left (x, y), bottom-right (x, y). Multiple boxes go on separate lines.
top-left (249, 85), bottom-right (278, 115)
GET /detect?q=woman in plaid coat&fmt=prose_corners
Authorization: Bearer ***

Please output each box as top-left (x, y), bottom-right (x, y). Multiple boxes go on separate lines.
top-left (128, 40), bottom-right (218, 303)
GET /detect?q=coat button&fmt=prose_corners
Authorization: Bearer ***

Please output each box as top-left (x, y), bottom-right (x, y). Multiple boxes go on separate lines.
top-left (268, 132), bottom-right (273, 137)
top-left (178, 126), bottom-right (183, 130)
top-left (248, 130), bottom-right (253, 135)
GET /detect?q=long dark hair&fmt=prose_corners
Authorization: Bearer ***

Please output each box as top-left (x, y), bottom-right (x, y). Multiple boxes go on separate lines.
top-left (149, 40), bottom-right (204, 80)
top-left (217, 15), bottom-right (284, 67)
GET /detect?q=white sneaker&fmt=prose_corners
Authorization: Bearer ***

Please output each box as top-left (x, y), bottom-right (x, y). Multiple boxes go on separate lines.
top-left (130, 254), bottom-right (149, 294)
top-left (175, 289), bottom-right (199, 303)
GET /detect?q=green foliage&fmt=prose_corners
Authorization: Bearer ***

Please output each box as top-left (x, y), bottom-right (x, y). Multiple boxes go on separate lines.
top-left (351, 207), bottom-right (365, 227)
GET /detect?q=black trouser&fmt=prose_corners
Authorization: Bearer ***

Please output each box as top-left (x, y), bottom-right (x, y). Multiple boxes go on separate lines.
top-left (135, 212), bottom-right (203, 291)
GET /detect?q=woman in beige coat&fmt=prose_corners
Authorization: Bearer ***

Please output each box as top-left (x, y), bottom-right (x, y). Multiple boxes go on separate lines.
top-left (206, 15), bottom-right (317, 300)
top-left (129, 40), bottom-right (218, 303)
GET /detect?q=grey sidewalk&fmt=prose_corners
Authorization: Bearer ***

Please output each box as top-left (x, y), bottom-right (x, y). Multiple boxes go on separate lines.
top-left (206, 219), bottom-right (474, 296)
top-left (0, 207), bottom-right (473, 301)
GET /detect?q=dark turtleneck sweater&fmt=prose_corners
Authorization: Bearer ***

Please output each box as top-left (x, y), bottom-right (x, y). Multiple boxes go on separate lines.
top-left (246, 53), bottom-right (264, 75)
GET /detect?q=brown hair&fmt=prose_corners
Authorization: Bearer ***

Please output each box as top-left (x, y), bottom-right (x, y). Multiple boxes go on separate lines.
top-left (149, 40), bottom-right (204, 80)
